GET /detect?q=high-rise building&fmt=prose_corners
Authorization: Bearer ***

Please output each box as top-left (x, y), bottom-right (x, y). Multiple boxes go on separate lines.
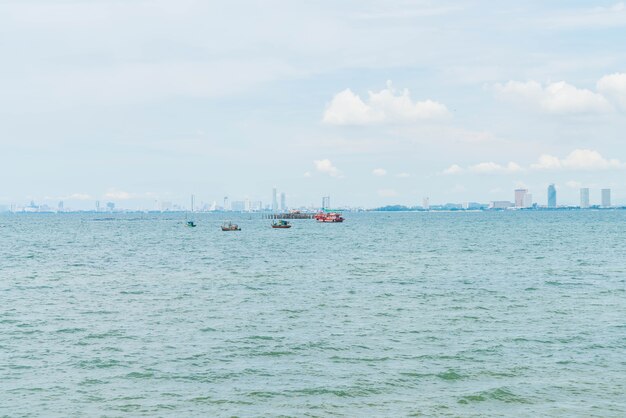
top-left (514, 189), bottom-right (528, 208)
top-left (58, 201), bottom-right (64, 211)
top-left (422, 197), bottom-right (430, 210)
top-left (547, 184), bottom-right (557, 208)
top-left (280, 192), bottom-right (286, 211)
top-left (322, 196), bottom-right (330, 209)
top-left (580, 188), bottom-right (590, 208)
top-left (601, 189), bottom-right (611, 207)
top-left (223, 196), bottom-right (229, 211)
top-left (95, 200), bottom-right (100, 212)
top-left (523, 193), bottom-right (533, 208)
top-left (489, 201), bottom-right (514, 209)
top-left (190, 194), bottom-right (195, 212)
top-left (231, 201), bottom-right (246, 212)
top-left (272, 187), bottom-right (278, 212)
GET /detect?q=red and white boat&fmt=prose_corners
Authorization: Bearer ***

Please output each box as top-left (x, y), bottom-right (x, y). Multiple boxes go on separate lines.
top-left (314, 212), bottom-right (344, 223)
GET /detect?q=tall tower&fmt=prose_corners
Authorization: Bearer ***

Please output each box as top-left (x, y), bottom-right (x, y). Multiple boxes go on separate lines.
top-left (547, 184), bottom-right (557, 208)
top-left (514, 189), bottom-right (528, 208)
top-left (601, 189), bottom-right (611, 207)
top-left (190, 194), bottom-right (195, 212)
top-left (223, 196), bottom-right (229, 211)
top-left (272, 187), bottom-right (278, 212)
top-left (580, 188), bottom-right (590, 208)
top-left (280, 192), bottom-right (286, 211)
top-left (523, 193), bottom-right (533, 208)
top-left (322, 196), bottom-right (330, 210)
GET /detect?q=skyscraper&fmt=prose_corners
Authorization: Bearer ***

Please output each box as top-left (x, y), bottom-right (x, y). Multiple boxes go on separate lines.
top-left (601, 189), bottom-right (611, 207)
top-left (514, 189), bottom-right (528, 208)
top-left (580, 188), bottom-right (590, 208)
top-left (280, 192), bottom-right (286, 211)
top-left (547, 184), bottom-right (557, 208)
top-left (272, 187), bottom-right (278, 212)
top-left (523, 193), bottom-right (533, 208)
top-left (322, 196), bottom-right (330, 209)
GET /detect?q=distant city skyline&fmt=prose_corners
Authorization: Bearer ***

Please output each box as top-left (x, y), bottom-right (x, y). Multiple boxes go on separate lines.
top-left (2, 184), bottom-right (619, 213)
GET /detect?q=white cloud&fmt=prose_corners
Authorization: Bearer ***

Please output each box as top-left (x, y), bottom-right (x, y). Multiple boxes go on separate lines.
top-left (531, 149), bottom-right (624, 170)
top-left (396, 172), bottom-right (411, 178)
top-left (468, 161), bottom-right (522, 174)
top-left (303, 171), bottom-right (312, 178)
top-left (61, 193), bottom-right (92, 201)
top-left (494, 80), bottom-right (612, 114)
top-left (313, 159), bottom-right (341, 177)
top-left (377, 189), bottom-right (398, 197)
top-left (372, 168), bottom-right (387, 176)
top-left (597, 72), bottom-right (626, 109)
top-left (530, 154), bottom-right (562, 170)
top-left (443, 164), bottom-right (463, 175)
top-left (323, 81), bottom-right (449, 125)
top-left (104, 189), bottom-right (133, 200)
top-left (447, 149), bottom-right (624, 176)
top-left (566, 180), bottom-right (583, 189)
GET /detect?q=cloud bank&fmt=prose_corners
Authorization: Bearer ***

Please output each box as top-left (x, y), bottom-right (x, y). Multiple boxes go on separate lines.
top-left (313, 159), bottom-right (341, 177)
top-left (445, 149), bottom-right (624, 174)
top-left (494, 80), bottom-right (612, 114)
top-left (323, 81), bottom-right (449, 125)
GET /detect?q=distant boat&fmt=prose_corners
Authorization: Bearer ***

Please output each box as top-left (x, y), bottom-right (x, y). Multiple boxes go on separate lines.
top-left (186, 221), bottom-right (197, 228)
top-left (314, 211), bottom-right (344, 223)
top-left (272, 220), bottom-right (292, 229)
top-left (221, 221), bottom-right (241, 231)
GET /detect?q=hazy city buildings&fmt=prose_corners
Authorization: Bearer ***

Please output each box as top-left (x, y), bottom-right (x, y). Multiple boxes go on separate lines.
top-left (547, 184), bottom-right (557, 208)
top-left (514, 189), bottom-right (527, 208)
top-left (231, 201), bottom-right (246, 212)
top-left (523, 193), bottom-right (533, 208)
top-left (601, 188), bottom-right (611, 207)
top-left (489, 201), bottom-right (514, 209)
top-left (322, 196), bottom-right (331, 209)
top-left (580, 188), bottom-right (590, 208)
top-left (422, 197), bottom-right (430, 210)
top-left (280, 192), bottom-right (286, 211)
top-left (272, 188), bottom-right (277, 211)
top-left (515, 189), bottom-right (532, 208)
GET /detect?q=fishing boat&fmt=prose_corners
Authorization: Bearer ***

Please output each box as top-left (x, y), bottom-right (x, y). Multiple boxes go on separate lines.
top-left (313, 211), bottom-right (344, 223)
top-left (186, 221), bottom-right (197, 227)
top-left (221, 221), bottom-right (241, 231)
top-left (271, 220), bottom-right (292, 229)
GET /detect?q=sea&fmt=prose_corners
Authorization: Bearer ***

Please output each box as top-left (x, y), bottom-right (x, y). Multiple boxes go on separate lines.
top-left (1, 211), bottom-right (625, 417)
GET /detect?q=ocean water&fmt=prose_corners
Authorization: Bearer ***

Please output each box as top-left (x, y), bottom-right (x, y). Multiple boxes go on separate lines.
top-left (1, 211), bottom-right (625, 417)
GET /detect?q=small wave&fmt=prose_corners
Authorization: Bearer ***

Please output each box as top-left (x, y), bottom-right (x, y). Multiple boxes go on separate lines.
top-left (458, 387), bottom-right (530, 404)
top-left (437, 370), bottom-right (464, 381)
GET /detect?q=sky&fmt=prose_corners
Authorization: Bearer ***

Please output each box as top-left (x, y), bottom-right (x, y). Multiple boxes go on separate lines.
top-left (2, 0), bottom-right (626, 209)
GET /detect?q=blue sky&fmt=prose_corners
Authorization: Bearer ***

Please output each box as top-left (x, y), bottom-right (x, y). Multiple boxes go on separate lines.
top-left (2, 0), bottom-right (626, 208)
